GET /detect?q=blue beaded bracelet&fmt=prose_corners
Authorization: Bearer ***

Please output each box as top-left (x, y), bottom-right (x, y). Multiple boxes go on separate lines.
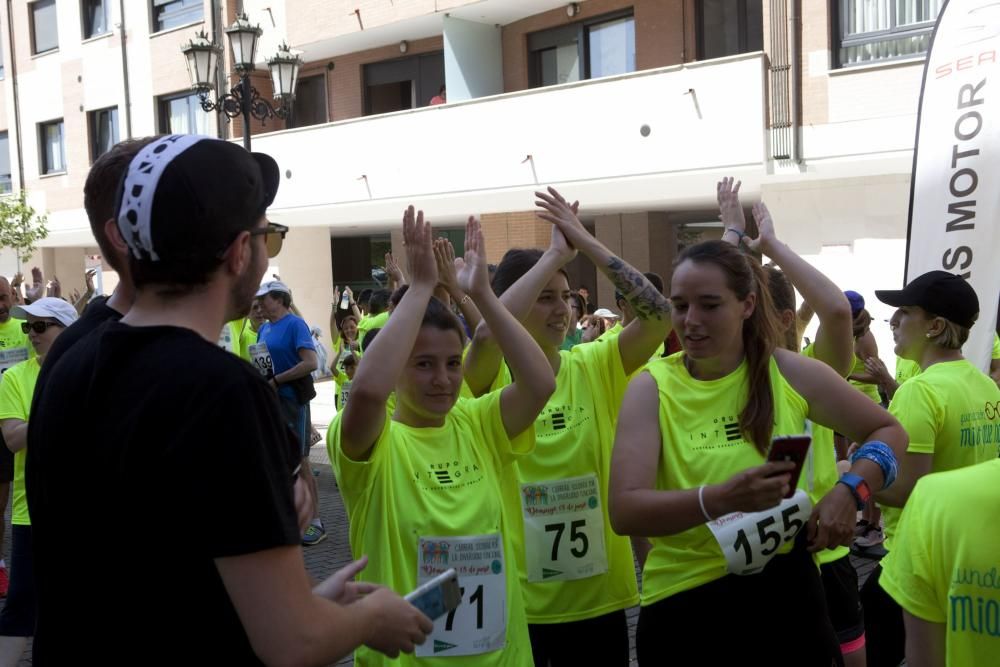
top-left (850, 441), bottom-right (898, 490)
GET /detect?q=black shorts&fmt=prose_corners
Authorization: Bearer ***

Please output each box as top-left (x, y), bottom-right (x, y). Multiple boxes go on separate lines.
top-left (528, 609), bottom-right (629, 667)
top-left (860, 564), bottom-right (905, 667)
top-left (637, 534), bottom-right (843, 666)
top-left (820, 555), bottom-right (865, 649)
top-left (0, 430), bottom-right (13, 483)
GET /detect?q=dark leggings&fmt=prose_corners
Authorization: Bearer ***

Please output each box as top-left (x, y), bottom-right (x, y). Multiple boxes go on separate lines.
top-left (528, 609), bottom-right (629, 667)
top-left (860, 564), bottom-right (905, 667)
top-left (0, 525), bottom-right (36, 637)
top-left (637, 540), bottom-right (843, 666)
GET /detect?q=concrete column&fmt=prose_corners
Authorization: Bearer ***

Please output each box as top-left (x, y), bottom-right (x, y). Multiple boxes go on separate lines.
top-left (595, 214), bottom-right (623, 312)
top-left (276, 227), bottom-right (334, 347)
top-left (443, 16), bottom-right (503, 102)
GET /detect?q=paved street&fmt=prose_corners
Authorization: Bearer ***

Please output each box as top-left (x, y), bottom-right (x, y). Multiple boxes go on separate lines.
top-left (1, 378), bottom-right (881, 665)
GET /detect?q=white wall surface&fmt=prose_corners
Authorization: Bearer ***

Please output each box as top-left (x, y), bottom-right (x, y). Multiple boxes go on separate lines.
top-left (443, 16), bottom-right (503, 101)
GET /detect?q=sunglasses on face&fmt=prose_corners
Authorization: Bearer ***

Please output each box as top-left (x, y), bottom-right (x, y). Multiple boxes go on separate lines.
top-left (22, 321), bottom-right (61, 334)
top-left (249, 222), bottom-right (289, 259)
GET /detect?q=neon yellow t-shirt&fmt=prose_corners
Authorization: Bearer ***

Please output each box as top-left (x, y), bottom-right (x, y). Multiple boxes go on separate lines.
top-left (799, 345), bottom-right (850, 566)
top-left (0, 318), bottom-right (32, 375)
top-left (883, 359), bottom-right (1000, 550)
top-left (329, 391), bottom-right (534, 666)
top-left (357, 312), bottom-right (390, 350)
top-left (218, 319), bottom-right (252, 360)
top-left (848, 353), bottom-right (881, 403)
top-left (0, 357), bottom-right (40, 526)
top-left (880, 459), bottom-right (1000, 667)
top-left (238, 322), bottom-right (257, 362)
top-left (895, 357), bottom-right (922, 385)
top-left (595, 322), bottom-right (622, 342)
top-left (641, 354), bottom-right (811, 606)
top-left (993, 333), bottom-right (1000, 359)
top-left (488, 338), bottom-right (639, 624)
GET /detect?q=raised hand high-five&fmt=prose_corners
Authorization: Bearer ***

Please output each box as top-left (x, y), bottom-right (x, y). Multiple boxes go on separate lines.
top-left (717, 176), bottom-right (747, 242)
top-left (456, 217), bottom-right (489, 298)
top-left (402, 206), bottom-right (437, 290)
top-left (534, 187), bottom-right (587, 250)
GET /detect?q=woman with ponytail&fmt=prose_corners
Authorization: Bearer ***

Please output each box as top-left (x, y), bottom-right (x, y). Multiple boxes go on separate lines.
top-left (609, 239), bottom-right (907, 666)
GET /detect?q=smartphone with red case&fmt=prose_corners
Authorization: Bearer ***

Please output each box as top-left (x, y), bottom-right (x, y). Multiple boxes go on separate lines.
top-left (767, 435), bottom-right (812, 498)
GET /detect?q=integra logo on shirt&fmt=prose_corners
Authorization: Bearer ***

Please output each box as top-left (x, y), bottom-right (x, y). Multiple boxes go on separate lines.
top-left (538, 404), bottom-right (590, 438)
top-left (689, 415), bottom-right (745, 449)
top-left (413, 459), bottom-right (484, 491)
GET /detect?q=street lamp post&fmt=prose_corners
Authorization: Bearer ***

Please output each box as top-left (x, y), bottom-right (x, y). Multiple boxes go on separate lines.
top-left (181, 13), bottom-right (302, 151)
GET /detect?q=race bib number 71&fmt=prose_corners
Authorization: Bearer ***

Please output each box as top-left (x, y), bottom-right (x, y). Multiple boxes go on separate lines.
top-left (707, 490), bottom-right (811, 576)
top-left (416, 534), bottom-right (506, 657)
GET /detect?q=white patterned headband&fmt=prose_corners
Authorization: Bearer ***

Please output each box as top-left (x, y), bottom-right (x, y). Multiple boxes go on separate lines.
top-left (117, 134), bottom-right (208, 261)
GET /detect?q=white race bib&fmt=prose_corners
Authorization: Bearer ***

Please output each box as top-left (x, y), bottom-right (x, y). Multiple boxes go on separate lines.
top-left (338, 380), bottom-right (351, 408)
top-left (521, 474), bottom-right (608, 583)
top-left (0, 348), bottom-right (28, 374)
top-left (416, 534), bottom-right (506, 658)
top-left (217, 325), bottom-right (235, 353)
top-left (707, 489), bottom-right (812, 576)
top-left (247, 342), bottom-right (273, 378)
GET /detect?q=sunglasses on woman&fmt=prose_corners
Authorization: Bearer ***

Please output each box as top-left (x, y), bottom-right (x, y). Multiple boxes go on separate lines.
top-left (249, 222), bottom-right (289, 259)
top-left (22, 321), bottom-right (61, 334)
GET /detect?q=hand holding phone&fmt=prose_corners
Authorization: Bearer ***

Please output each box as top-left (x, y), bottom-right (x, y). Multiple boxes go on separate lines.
top-left (766, 435), bottom-right (812, 498)
top-left (405, 569), bottom-right (461, 621)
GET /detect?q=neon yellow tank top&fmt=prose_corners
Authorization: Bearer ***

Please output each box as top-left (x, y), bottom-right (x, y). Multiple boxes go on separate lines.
top-left (641, 353), bottom-right (810, 606)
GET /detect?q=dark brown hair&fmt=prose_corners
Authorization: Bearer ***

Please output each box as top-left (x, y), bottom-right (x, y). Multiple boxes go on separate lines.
top-left (421, 296), bottom-right (466, 347)
top-left (675, 240), bottom-right (782, 454)
top-left (83, 137), bottom-right (159, 272)
top-left (492, 248), bottom-right (570, 297)
top-left (339, 315), bottom-right (359, 342)
top-left (763, 264), bottom-right (798, 352)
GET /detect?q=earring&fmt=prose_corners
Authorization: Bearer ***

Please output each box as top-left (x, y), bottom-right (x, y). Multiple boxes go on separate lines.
top-left (925, 332), bottom-right (932, 338)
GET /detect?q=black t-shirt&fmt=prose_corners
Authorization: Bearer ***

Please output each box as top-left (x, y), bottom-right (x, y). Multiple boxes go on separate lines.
top-left (31, 295), bottom-right (122, 400)
top-left (27, 322), bottom-right (300, 664)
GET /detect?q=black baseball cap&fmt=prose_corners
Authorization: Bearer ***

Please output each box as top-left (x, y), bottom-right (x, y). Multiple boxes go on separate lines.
top-left (875, 271), bottom-right (979, 328)
top-left (115, 136), bottom-right (280, 263)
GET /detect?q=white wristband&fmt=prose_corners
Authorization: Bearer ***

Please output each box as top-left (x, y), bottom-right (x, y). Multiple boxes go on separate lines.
top-left (698, 485), bottom-right (714, 522)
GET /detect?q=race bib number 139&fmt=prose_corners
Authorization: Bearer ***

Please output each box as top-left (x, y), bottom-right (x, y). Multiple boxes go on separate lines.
top-left (707, 490), bottom-right (811, 576)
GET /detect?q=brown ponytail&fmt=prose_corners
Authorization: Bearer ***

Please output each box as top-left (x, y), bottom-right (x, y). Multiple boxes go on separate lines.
top-left (674, 241), bottom-right (782, 454)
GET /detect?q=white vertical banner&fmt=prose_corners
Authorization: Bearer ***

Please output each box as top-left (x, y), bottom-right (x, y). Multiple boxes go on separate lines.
top-left (905, 0), bottom-right (1000, 371)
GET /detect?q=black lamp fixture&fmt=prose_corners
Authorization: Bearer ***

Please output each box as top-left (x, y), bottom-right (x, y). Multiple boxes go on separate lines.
top-left (182, 12), bottom-right (303, 150)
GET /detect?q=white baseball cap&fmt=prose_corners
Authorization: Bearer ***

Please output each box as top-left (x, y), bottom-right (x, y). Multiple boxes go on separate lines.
top-left (12, 297), bottom-right (79, 328)
top-left (255, 280), bottom-right (291, 297)
top-left (593, 308), bottom-right (621, 319)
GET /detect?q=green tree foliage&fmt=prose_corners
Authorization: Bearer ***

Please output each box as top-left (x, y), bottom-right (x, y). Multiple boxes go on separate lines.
top-left (0, 191), bottom-right (49, 262)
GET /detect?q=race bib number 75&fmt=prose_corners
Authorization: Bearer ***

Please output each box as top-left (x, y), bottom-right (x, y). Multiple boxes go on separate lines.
top-left (707, 490), bottom-right (811, 576)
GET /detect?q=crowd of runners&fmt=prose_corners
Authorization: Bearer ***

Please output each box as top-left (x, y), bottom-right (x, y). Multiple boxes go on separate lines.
top-left (0, 135), bottom-right (994, 666)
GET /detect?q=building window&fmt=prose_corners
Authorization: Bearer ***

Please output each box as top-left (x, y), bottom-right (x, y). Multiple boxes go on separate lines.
top-left (528, 11), bottom-right (636, 88)
top-left (0, 133), bottom-right (11, 193)
top-left (288, 75), bottom-right (328, 129)
top-left (696, 0), bottom-right (763, 60)
top-left (39, 119), bottom-right (66, 175)
top-left (82, 0), bottom-right (111, 39)
top-left (30, 0), bottom-right (59, 55)
top-left (89, 107), bottom-right (119, 162)
top-left (151, 0), bottom-right (203, 33)
top-left (835, 0), bottom-right (941, 67)
top-left (363, 52), bottom-right (445, 116)
top-left (157, 92), bottom-right (213, 136)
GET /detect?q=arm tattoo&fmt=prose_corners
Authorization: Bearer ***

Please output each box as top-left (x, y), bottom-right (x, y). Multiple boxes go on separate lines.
top-left (606, 256), bottom-right (672, 321)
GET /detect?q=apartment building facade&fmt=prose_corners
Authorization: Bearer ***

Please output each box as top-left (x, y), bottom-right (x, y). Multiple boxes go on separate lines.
top-left (0, 0), bottom-right (939, 352)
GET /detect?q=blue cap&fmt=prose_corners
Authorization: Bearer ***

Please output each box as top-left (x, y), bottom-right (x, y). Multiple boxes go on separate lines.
top-left (844, 291), bottom-right (865, 318)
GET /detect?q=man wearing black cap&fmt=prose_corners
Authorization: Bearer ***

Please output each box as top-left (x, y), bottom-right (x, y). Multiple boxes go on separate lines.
top-left (27, 136), bottom-right (431, 664)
